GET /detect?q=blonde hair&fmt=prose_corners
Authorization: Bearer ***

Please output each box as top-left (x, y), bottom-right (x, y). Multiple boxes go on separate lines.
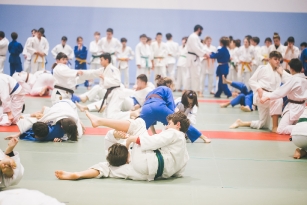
top-left (203, 36), bottom-right (212, 43)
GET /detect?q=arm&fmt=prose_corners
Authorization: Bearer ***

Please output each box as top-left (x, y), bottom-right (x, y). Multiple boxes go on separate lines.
top-left (189, 36), bottom-right (206, 57)
top-left (188, 106), bottom-right (198, 125)
top-left (68, 46), bottom-right (75, 60)
top-left (17, 43), bottom-right (23, 55)
top-left (140, 130), bottom-right (176, 151)
top-left (0, 38), bottom-right (8, 48)
top-left (129, 47), bottom-right (135, 60)
top-left (51, 45), bottom-right (58, 59)
top-left (166, 88), bottom-right (175, 111)
top-left (135, 45), bottom-right (141, 66)
top-left (43, 39), bottom-right (49, 56)
top-left (26, 38), bottom-right (36, 56)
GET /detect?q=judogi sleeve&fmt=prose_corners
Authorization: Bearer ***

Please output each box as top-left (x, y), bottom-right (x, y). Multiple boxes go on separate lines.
top-left (67, 45), bottom-right (74, 60)
top-left (0, 38), bottom-right (7, 48)
top-left (210, 49), bottom-right (221, 59)
top-left (26, 38), bottom-right (36, 56)
top-left (249, 66), bottom-right (263, 92)
top-left (188, 106), bottom-right (198, 125)
top-left (189, 35), bottom-right (206, 57)
top-left (135, 45), bottom-right (141, 66)
top-left (16, 117), bottom-right (38, 134)
top-left (129, 47), bottom-right (135, 60)
top-left (0, 80), bottom-right (11, 113)
top-left (51, 45), bottom-right (58, 59)
top-left (140, 130), bottom-right (176, 151)
top-left (267, 77), bottom-right (294, 100)
top-left (43, 38), bottom-right (49, 56)
top-left (165, 88), bottom-right (175, 111)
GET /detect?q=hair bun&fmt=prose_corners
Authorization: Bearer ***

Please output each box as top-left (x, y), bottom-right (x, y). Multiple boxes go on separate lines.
top-left (155, 74), bottom-right (162, 80)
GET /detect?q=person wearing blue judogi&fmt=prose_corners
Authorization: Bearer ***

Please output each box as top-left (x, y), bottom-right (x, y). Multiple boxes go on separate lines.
top-left (220, 75), bottom-right (254, 112)
top-left (74, 36), bottom-right (89, 88)
top-left (206, 37), bottom-right (232, 98)
top-left (300, 42), bottom-right (307, 76)
top-left (8, 32), bottom-right (23, 76)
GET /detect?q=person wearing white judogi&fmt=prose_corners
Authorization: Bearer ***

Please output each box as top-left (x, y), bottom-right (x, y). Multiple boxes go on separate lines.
top-left (55, 112), bottom-right (190, 181)
top-left (269, 33), bottom-right (286, 61)
top-left (228, 39), bottom-right (239, 92)
top-left (51, 36), bottom-right (74, 61)
top-left (229, 51), bottom-right (284, 132)
top-left (165, 33), bottom-right (179, 82)
top-left (0, 31), bottom-right (9, 73)
top-left (0, 73), bottom-right (27, 126)
top-left (22, 29), bottom-right (37, 73)
top-left (26, 28), bottom-right (49, 73)
top-left (135, 34), bottom-right (152, 80)
top-left (176, 37), bottom-right (188, 91)
top-left (259, 37), bottom-right (272, 65)
top-left (117, 38), bottom-right (134, 88)
top-left (0, 138), bottom-right (24, 188)
top-left (200, 36), bottom-right (217, 96)
top-left (291, 107), bottom-right (307, 159)
top-left (251, 37), bottom-right (262, 74)
top-left (186, 25), bottom-right (207, 92)
top-left (151, 33), bottom-right (168, 78)
top-left (237, 37), bottom-right (255, 90)
top-left (98, 28), bottom-right (121, 65)
top-left (282, 37), bottom-right (300, 71)
top-left (89, 32), bottom-right (102, 70)
top-left (260, 59), bottom-right (307, 135)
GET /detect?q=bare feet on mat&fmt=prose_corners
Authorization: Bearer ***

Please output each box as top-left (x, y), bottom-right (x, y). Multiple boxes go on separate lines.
top-left (271, 127), bottom-right (278, 133)
top-left (76, 102), bottom-right (87, 112)
top-left (232, 92), bottom-right (239, 97)
top-left (80, 96), bottom-right (88, 103)
top-left (85, 111), bottom-right (100, 128)
top-left (210, 92), bottom-right (215, 95)
top-left (130, 109), bottom-right (141, 119)
top-left (229, 119), bottom-right (242, 129)
top-left (220, 103), bottom-right (229, 108)
top-left (293, 148), bottom-right (307, 159)
top-left (55, 170), bottom-right (80, 180)
top-left (200, 135), bottom-right (211, 143)
top-left (240, 105), bottom-right (251, 112)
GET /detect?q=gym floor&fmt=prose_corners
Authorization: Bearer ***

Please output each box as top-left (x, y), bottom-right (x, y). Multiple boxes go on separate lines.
top-left (1, 87), bottom-right (307, 205)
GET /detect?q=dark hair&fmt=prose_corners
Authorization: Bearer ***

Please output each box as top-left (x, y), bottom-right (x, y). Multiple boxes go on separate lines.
top-left (61, 36), bottom-right (67, 41)
top-left (273, 32), bottom-right (280, 40)
top-left (166, 112), bottom-right (190, 133)
top-left (166, 33), bottom-right (172, 40)
top-left (38, 28), bottom-right (45, 35)
top-left (287, 36), bottom-right (295, 43)
top-left (245, 35), bottom-right (252, 41)
top-left (194, 25), bottom-right (203, 32)
top-left (33, 122), bottom-right (49, 139)
top-left (56, 52), bottom-right (68, 60)
top-left (269, 51), bottom-right (282, 59)
top-left (100, 53), bottom-right (111, 63)
top-left (156, 32), bottom-right (162, 36)
top-left (137, 74), bottom-right (148, 83)
top-left (289, 58), bottom-right (303, 73)
top-left (265, 37), bottom-right (272, 43)
top-left (146, 37), bottom-right (152, 42)
top-left (76, 36), bottom-right (83, 42)
top-left (94, 31), bottom-right (100, 35)
top-left (155, 75), bottom-right (173, 87)
top-left (140, 34), bottom-right (147, 39)
top-left (220, 36), bottom-right (230, 47)
top-left (107, 143), bottom-right (128, 166)
top-left (244, 37), bottom-right (251, 46)
top-left (31, 29), bottom-right (37, 33)
top-left (181, 90), bottom-right (199, 108)
top-left (0, 31), bottom-right (5, 38)
top-left (252, 37), bottom-right (260, 45)
top-left (234, 39), bottom-right (241, 47)
top-left (61, 118), bottom-right (78, 141)
top-left (284, 41), bottom-right (288, 46)
top-left (11, 32), bottom-right (18, 40)
top-left (121, 37), bottom-right (127, 43)
top-left (229, 36), bottom-right (233, 41)
top-left (182, 37), bottom-right (188, 47)
top-left (106, 28), bottom-right (113, 34)
top-left (300, 42), bottom-right (307, 47)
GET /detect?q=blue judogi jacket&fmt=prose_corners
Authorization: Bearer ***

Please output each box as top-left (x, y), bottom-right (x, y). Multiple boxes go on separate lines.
top-left (210, 46), bottom-right (230, 75)
top-left (300, 48), bottom-right (307, 73)
top-left (74, 46), bottom-right (87, 70)
top-left (20, 123), bottom-right (65, 142)
top-left (8, 40), bottom-right (23, 64)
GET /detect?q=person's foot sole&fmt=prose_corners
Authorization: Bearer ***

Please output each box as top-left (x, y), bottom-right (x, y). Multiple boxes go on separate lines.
top-left (229, 119), bottom-right (241, 129)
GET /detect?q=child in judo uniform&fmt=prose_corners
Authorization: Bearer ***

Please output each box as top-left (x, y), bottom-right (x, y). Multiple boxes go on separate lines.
top-left (8, 32), bottom-right (23, 76)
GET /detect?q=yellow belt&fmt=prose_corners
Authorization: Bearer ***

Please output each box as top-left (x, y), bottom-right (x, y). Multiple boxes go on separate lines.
top-left (76, 57), bottom-right (87, 64)
top-left (241, 62), bottom-right (252, 72)
top-left (34, 54), bottom-right (45, 68)
top-left (284, 59), bottom-right (291, 70)
top-left (262, 55), bottom-right (268, 65)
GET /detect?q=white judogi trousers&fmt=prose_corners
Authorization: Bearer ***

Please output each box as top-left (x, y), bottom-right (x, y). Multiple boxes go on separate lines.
top-left (120, 67), bottom-right (129, 88)
top-left (176, 66), bottom-right (186, 90)
top-left (0, 56), bottom-right (5, 73)
top-left (23, 59), bottom-right (31, 73)
top-left (185, 55), bottom-right (201, 92)
top-left (166, 64), bottom-right (175, 81)
top-left (155, 66), bottom-right (166, 77)
top-left (80, 85), bottom-right (106, 102)
top-left (30, 59), bottom-right (45, 74)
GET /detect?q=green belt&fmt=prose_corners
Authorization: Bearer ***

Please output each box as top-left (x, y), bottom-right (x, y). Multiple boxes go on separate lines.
top-left (92, 55), bottom-right (100, 58)
top-left (110, 52), bottom-right (115, 55)
top-left (298, 118), bottom-right (307, 123)
top-left (141, 56), bottom-right (149, 68)
top-left (154, 149), bottom-right (164, 180)
top-left (180, 55), bottom-right (186, 58)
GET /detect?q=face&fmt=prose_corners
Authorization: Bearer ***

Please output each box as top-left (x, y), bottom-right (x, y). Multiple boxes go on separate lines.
top-left (300, 46), bottom-right (306, 51)
top-left (244, 38), bottom-right (249, 47)
top-left (274, 38), bottom-right (280, 46)
top-left (288, 42), bottom-right (294, 48)
top-left (182, 39), bottom-right (186, 45)
top-left (250, 40), bottom-right (256, 46)
top-left (100, 57), bottom-right (109, 67)
top-left (229, 41), bottom-right (235, 49)
top-left (269, 57), bottom-right (280, 68)
top-left (265, 40), bottom-right (272, 47)
top-left (94, 34), bottom-right (100, 41)
top-left (57, 57), bottom-right (68, 64)
top-left (147, 40), bottom-right (152, 45)
top-left (166, 120), bottom-right (180, 130)
top-left (136, 79), bottom-right (146, 89)
top-left (37, 32), bottom-right (42, 38)
top-left (187, 98), bottom-right (194, 108)
top-left (156, 35), bottom-right (162, 43)
top-left (32, 31), bottom-right (36, 37)
top-left (106, 32), bottom-right (112, 39)
top-left (77, 38), bottom-right (83, 45)
top-left (166, 82), bottom-right (174, 90)
top-left (198, 29), bottom-right (202, 37)
top-left (140, 37), bottom-right (147, 44)
top-left (205, 38), bottom-right (212, 46)
top-left (61, 40), bottom-right (66, 46)
top-left (121, 41), bottom-right (127, 47)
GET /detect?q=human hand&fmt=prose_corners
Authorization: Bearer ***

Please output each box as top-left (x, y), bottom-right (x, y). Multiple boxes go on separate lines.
top-left (53, 138), bottom-right (62, 142)
top-left (137, 65), bottom-right (141, 69)
top-left (257, 88), bottom-right (263, 98)
top-left (260, 96), bottom-right (269, 104)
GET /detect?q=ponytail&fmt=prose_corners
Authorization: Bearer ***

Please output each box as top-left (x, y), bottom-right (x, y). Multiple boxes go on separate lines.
top-left (52, 63), bottom-right (57, 70)
top-left (61, 118), bottom-right (79, 141)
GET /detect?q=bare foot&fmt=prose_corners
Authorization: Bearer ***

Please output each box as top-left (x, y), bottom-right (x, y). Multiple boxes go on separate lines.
top-left (1, 163), bottom-right (14, 178)
top-left (271, 127), bottom-right (278, 133)
top-left (210, 91), bottom-right (215, 95)
top-left (240, 105), bottom-right (251, 112)
top-left (229, 119), bottom-right (242, 129)
top-left (55, 170), bottom-right (80, 180)
top-left (80, 96), bottom-right (88, 103)
top-left (293, 148), bottom-right (307, 159)
top-left (114, 131), bottom-right (128, 140)
top-left (76, 102), bottom-right (88, 112)
top-left (232, 92), bottom-right (239, 97)
top-left (222, 75), bottom-right (227, 84)
top-left (39, 87), bottom-right (48, 96)
top-left (200, 135), bottom-right (211, 143)
top-left (85, 111), bottom-right (100, 128)
top-left (220, 103), bottom-right (229, 108)
top-left (130, 109), bottom-right (141, 119)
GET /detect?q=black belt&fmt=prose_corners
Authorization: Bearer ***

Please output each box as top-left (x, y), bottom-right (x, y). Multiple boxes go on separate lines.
top-left (10, 83), bottom-right (19, 95)
top-left (54, 85), bottom-right (74, 94)
top-left (98, 86), bottom-right (120, 112)
top-left (188, 52), bottom-right (198, 62)
top-left (0, 55), bottom-right (5, 56)
top-left (262, 88), bottom-right (272, 92)
top-left (288, 99), bottom-right (305, 104)
top-left (154, 149), bottom-right (164, 179)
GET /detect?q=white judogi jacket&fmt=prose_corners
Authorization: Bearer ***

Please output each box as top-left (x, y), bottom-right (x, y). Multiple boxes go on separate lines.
top-left (237, 46), bottom-right (255, 73)
top-left (175, 97), bottom-right (198, 126)
top-left (117, 46), bottom-right (134, 69)
top-left (151, 42), bottom-right (168, 67)
top-left (0, 150), bottom-right (24, 188)
top-left (282, 46), bottom-right (300, 70)
top-left (22, 37), bottom-right (32, 60)
top-left (201, 44), bottom-right (217, 74)
top-left (177, 45), bottom-right (188, 67)
top-left (269, 44), bottom-right (286, 58)
top-left (135, 42), bottom-right (152, 68)
top-left (229, 47), bottom-right (239, 70)
top-left (165, 40), bottom-right (179, 65)
top-left (99, 37), bottom-right (121, 64)
top-left (26, 36), bottom-right (49, 63)
top-left (51, 44), bottom-right (74, 59)
top-left (0, 37), bottom-right (9, 56)
top-left (253, 45), bottom-right (262, 68)
top-left (259, 46), bottom-right (270, 65)
top-left (186, 33), bottom-right (206, 64)
top-left (89, 40), bottom-right (102, 64)
top-left (291, 108), bottom-right (307, 136)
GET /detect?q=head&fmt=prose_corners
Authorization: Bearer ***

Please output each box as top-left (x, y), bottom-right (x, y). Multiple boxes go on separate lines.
top-left (229, 36), bottom-right (233, 41)
top-left (204, 36), bottom-right (212, 46)
top-left (55, 52), bottom-right (68, 64)
top-left (288, 58), bottom-right (303, 74)
top-left (273, 32), bottom-right (280, 46)
top-left (166, 112), bottom-right (190, 133)
top-left (155, 75), bottom-right (173, 89)
top-left (182, 37), bottom-right (188, 46)
top-left (251, 37), bottom-right (260, 46)
top-left (100, 53), bottom-right (111, 67)
top-left (37, 28), bottom-right (44, 38)
top-left (121, 37), bottom-right (127, 47)
top-left (245, 35), bottom-right (252, 44)
top-left (220, 36), bottom-right (230, 47)
top-left (32, 122), bottom-right (49, 139)
top-left (234, 39), bottom-right (241, 47)
top-left (243, 37), bottom-right (250, 47)
top-left (265, 37), bottom-right (272, 47)
top-left (61, 36), bottom-right (67, 46)
top-left (0, 31), bottom-right (5, 40)
top-left (147, 37), bottom-right (152, 45)
top-left (269, 51), bottom-right (282, 69)
top-left (11, 32), bottom-right (18, 41)
top-left (284, 41), bottom-right (288, 47)
top-left (106, 28), bottom-right (113, 39)
top-left (76, 36), bottom-right (83, 46)
top-left (94, 31), bottom-right (100, 41)
top-left (166, 33), bottom-right (172, 41)
top-left (136, 74), bottom-right (148, 89)
top-left (107, 143), bottom-right (129, 166)
top-left (287, 36), bottom-right (295, 48)
top-left (300, 42), bottom-right (307, 51)
top-left (194, 25), bottom-right (203, 36)
top-left (61, 118), bottom-right (78, 141)
top-left (156, 32), bottom-right (162, 43)
top-left (31, 29), bottom-right (37, 37)
top-left (229, 40), bottom-right (235, 49)
top-left (181, 90), bottom-right (198, 108)
top-left (140, 34), bottom-right (147, 44)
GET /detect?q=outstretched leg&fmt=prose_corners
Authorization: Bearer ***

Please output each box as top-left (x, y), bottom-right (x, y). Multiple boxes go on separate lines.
top-left (229, 119), bottom-right (251, 129)
top-left (55, 169), bottom-right (100, 180)
top-left (76, 102), bottom-right (89, 112)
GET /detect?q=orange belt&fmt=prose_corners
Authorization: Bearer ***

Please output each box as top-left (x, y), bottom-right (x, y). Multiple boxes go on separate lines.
top-left (241, 62), bottom-right (252, 72)
top-left (284, 59), bottom-right (291, 70)
top-left (34, 54), bottom-right (45, 68)
top-left (76, 57), bottom-right (87, 64)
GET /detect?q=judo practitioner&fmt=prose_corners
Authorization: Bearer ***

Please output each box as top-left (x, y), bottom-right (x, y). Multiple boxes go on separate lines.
top-left (250, 36), bottom-right (261, 74)
top-left (25, 28), bottom-right (49, 73)
top-left (74, 36), bottom-right (89, 88)
top-left (229, 51), bottom-right (284, 132)
top-left (165, 33), bottom-right (179, 82)
top-left (135, 34), bottom-right (152, 79)
top-left (8, 32), bottom-right (23, 76)
top-left (55, 111), bottom-right (190, 181)
top-left (292, 107), bottom-right (307, 159)
top-left (98, 28), bottom-right (121, 65)
top-left (228, 39), bottom-right (239, 92)
top-left (186, 25), bottom-right (207, 93)
top-left (269, 33), bottom-right (285, 59)
top-left (89, 32), bottom-right (102, 70)
top-left (0, 31), bottom-right (9, 73)
top-left (301, 42), bottom-right (307, 76)
top-left (117, 37), bottom-right (134, 88)
top-left (51, 36), bottom-right (74, 62)
top-left (259, 37), bottom-right (272, 65)
top-left (151, 33), bottom-right (168, 78)
top-left (0, 138), bottom-right (24, 188)
top-left (22, 29), bottom-right (36, 73)
top-left (282, 37), bottom-right (300, 71)
top-left (260, 58), bottom-right (307, 134)
top-left (176, 37), bottom-right (188, 91)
